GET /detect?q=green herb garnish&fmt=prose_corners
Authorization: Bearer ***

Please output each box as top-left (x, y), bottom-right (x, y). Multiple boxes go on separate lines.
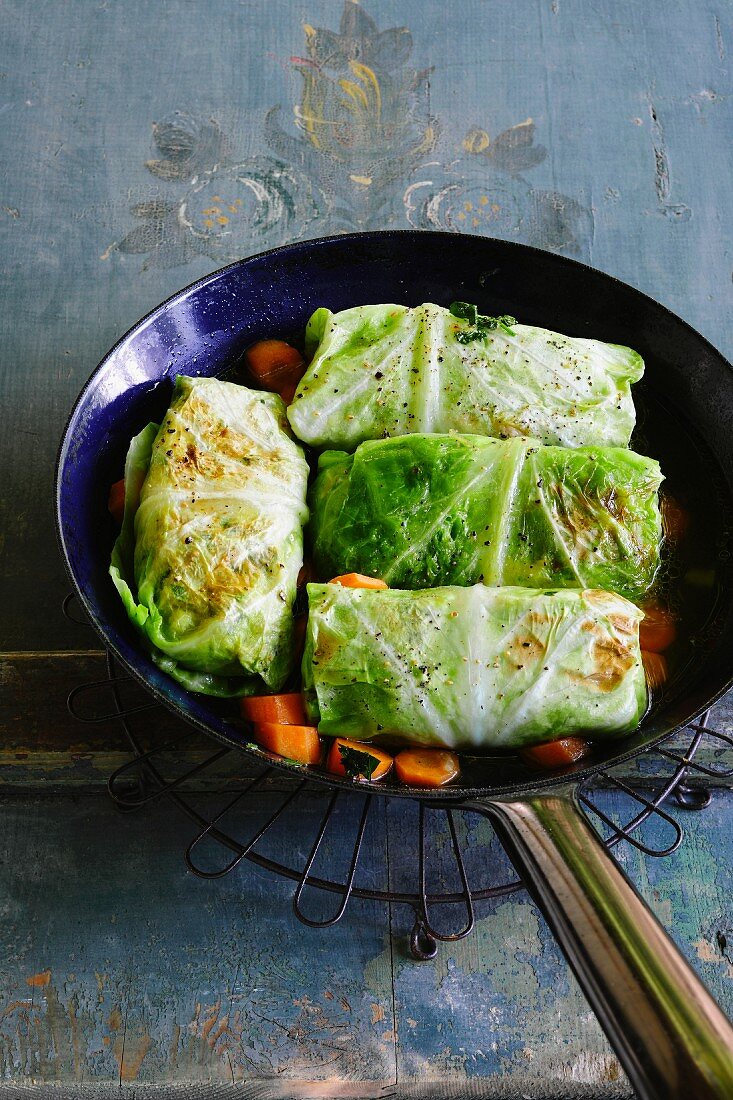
top-left (449, 301), bottom-right (517, 342)
top-left (450, 300), bottom-right (480, 326)
top-left (339, 744), bottom-right (380, 780)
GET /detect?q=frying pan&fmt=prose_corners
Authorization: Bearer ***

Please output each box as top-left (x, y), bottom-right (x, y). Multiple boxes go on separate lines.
top-left (56, 231), bottom-right (733, 1098)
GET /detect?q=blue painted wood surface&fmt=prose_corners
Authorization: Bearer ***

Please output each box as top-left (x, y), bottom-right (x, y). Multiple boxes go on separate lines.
top-left (0, 0), bottom-right (732, 1094)
top-left (0, 788), bottom-right (730, 1095)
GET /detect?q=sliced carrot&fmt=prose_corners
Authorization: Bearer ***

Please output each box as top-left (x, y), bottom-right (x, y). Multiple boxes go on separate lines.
top-left (328, 573), bottom-right (388, 590)
top-left (255, 722), bottom-right (322, 765)
top-left (642, 650), bottom-right (668, 693)
top-left (520, 737), bottom-right (590, 770)
top-left (661, 493), bottom-right (690, 544)
top-left (394, 749), bottom-right (460, 788)
top-left (245, 338), bottom-right (304, 378)
top-left (278, 378), bottom-right (301, 406)
top-left (108, 478), bottom-right (126, 526)
top-left (241, 692), bottom-right (307, 726)
top-left (245, 339), bottom-right (306, 404)
top-left (639, 603), bottom-right (677, 653)
top-left (327, 738), bottom-right (393, 781)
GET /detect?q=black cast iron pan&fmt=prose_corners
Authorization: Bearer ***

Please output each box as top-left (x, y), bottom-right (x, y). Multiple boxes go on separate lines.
top-left (56, 232), bottom-right (733, 1097)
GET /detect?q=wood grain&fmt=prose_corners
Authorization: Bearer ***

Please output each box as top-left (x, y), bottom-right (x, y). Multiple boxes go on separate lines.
top-left (0, 788), bottom-right (729, 1093)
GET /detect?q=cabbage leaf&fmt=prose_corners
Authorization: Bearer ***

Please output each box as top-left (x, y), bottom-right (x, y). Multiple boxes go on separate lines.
top-left (288, 303), bottom-right (643, 449)
top-left (303, 583), bottom-right (647, 749)
top-left (310, 434), bottom-right (662, 601)
top-left (110, 376), bottom-right (309, 696)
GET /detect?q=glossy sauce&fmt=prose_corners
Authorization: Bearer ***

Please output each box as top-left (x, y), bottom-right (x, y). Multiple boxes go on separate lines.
top-left (633, 386), bottom-right (731, 707)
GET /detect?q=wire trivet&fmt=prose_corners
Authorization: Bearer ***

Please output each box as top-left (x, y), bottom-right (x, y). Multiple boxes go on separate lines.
top-left (64, 594), bottom-right (733, 959)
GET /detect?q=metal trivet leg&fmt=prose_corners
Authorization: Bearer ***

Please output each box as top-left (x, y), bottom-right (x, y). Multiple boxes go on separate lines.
top-left (674, 783), bottom-right (712, 810)
top-left (409, 913), bottom-right (438, 961)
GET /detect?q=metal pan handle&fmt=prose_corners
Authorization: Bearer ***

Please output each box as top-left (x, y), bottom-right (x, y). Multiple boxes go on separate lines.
top-left (462, 791), bottom-right (733, 1100)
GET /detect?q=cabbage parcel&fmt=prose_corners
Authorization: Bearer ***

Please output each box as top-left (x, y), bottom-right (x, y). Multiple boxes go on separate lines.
top-left (288, 303), bottom-right (643, 450)
top-left (303, 584), bottom-right (647, 750)
top-left (110, 376), bottom-right (309, 696)
top-left (310, 434), bottom-right (662, 602)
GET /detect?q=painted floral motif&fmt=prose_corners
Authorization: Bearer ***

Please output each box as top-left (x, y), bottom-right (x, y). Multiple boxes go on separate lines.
top-left (113, 2), bottom-right (589, 268)
top-left (116, 114), bottom-right (326, 268)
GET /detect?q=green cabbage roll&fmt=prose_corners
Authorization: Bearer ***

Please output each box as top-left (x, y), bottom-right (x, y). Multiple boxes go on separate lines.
top-left (288, 303), bottom-right (643, 449)
top-left (110, 376), bottom-right (309, 696)
top-left (310, 434), bottom-right (662, 601)
top-left (303, 584), bottom-right (647, 750)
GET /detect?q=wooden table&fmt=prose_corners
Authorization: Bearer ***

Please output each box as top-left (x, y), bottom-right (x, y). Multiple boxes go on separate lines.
top-left (1, 1), bottom-right (732, 1095)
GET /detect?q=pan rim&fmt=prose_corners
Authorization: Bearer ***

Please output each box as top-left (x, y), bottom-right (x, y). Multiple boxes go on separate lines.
top-left (55, 229), bottom-right (733, 801)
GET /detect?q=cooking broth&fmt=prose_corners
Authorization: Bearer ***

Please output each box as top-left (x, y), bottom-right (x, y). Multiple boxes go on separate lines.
top-left (633, 384), bottom-right (732, 703)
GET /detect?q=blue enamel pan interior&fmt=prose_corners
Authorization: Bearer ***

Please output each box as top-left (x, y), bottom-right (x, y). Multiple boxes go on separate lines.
top-left (56, 231), bottom-right (733, 799)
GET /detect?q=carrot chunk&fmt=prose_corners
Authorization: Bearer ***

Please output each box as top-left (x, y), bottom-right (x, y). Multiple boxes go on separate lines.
top-left (642, 650), bottom-right (668, 693)
top-left (255, 722), bottom-right (321, 765)
top-left (278, 379), bottom-right (301, 406)
top-left (661, 493), bottom-right (690, 544)
top-left (245, 339), bottom-right (305, 404)
top-left (328, 573), bottom-right (388, 590)
top-left (241, 693), bottom-right (307, 726)
top-left (521, 737), bottom-right (590, 769)
top-left (326, 738), bottom-right (393, 781)
top-left (639, 603), bottom-right (677, 653)
top-left (394, 749), bottom-right (460, 788)
top-left (108, 478), bottom-right (126, 526)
